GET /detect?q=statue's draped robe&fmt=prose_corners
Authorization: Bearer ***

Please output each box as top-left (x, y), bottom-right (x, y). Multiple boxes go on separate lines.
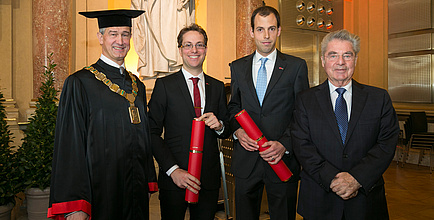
top-left (131, 0), bottom-right (195, 77)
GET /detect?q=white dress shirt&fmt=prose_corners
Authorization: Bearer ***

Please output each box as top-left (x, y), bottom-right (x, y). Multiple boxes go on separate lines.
top-left (252, 49), bottom-right (277, 89)
top-left (329, 80), bottom-right (352, 121)
top-left (182, 68), bottom-right (206, 115)
top-left (100, 54), bottom-right (126, 75)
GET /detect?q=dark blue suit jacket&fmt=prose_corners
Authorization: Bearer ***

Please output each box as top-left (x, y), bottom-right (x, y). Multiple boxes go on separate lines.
top-left (291, 80), bottom-right (399, 220)
top-left (228, 50), bottom-right (309, 183)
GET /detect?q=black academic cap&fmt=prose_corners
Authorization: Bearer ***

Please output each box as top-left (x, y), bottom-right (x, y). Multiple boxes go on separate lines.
top-left (79, 9), bottom-right (145, 28)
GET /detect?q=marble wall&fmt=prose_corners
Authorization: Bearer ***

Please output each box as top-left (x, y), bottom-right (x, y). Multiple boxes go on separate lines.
top-left (0, 0), bottom-right (393, 147)
top-left (32, 0), bottom-right (72, 98)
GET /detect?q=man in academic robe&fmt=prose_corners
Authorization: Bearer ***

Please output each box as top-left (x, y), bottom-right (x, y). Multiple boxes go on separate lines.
top-left (291, 29), bottom-right (399, 220)
top-left (148, 23), bottom-right (230, 220)
top-left (48, 9), bottom-right (158, 220)
top-left (227, 6), bottom-right (309, 220)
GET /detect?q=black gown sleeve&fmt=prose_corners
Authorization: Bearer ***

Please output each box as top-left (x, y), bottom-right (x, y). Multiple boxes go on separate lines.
top-left (48, 73), bottom-right (92, 219)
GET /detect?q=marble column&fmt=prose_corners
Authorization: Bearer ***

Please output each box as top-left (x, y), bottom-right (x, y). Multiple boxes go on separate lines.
top-left (32, 0), bottom-right (72, 98)
top-left (236, 0), bottom-right (263, 59)
top-left (0, 1), bottom-right (22, 147)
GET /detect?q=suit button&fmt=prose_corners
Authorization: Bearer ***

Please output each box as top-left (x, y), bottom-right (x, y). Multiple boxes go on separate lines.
top-left (343, 154), bottom-right (348, 158)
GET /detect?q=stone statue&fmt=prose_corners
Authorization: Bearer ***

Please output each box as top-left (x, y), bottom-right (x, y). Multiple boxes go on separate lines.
top-left (131, 0), bottom-right (195, 78)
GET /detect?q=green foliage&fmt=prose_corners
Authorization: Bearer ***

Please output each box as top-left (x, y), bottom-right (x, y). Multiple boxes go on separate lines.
top-left (0, 91), bottom-right (17, 206)
top-left (16, 53), bottom-right (58, 191)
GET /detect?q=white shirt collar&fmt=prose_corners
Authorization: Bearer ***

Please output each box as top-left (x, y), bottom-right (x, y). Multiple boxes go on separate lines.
top-left (182, 67), bottom-right (204, 82)
top-left (254, 48), bottom-right (277, 64)
top-left (100, 54), bottom-right (125, 69)
top-left (328, 80), bottom-right (353, 95)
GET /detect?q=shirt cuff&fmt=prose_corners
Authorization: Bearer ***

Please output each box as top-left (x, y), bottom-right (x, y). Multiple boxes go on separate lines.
top-left (166, 164), bottom-right (179, 176)
top-left (65, 211), bottom-right (84, 218)
top-left (233, 131), bottom-right (239, 140)
top-left (215, 120), bottom-right (225, 135)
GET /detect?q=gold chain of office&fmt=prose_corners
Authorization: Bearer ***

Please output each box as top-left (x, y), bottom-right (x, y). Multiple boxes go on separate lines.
top-left (85, 66), bottom-right (141, 124)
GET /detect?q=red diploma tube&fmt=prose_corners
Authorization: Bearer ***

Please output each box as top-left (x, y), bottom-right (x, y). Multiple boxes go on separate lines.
top-left (235, 109), bottom-right (293, 182)
top-left (185, 120), bottom-right (205, 203)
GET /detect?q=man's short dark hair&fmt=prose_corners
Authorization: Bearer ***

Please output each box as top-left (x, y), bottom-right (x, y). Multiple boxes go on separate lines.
top-left (251, 6), bottom-right (281, 29)
top-left (177, 23), bottom-right (208, 48)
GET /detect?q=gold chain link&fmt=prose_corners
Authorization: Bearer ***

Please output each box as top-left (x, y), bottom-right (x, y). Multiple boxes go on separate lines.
top-left (85, 66), bottom-right (138, 104)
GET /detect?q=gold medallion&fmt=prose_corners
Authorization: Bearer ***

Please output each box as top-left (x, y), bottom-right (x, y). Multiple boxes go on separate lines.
top-left (129, 106), bottom-right (141, 124)
top-left (86, 66), bottom-right (141, 124)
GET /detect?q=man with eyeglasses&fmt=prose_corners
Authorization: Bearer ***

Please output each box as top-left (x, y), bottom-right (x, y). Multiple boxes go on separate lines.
top-left (227, 5), bottom-right (309, 220)
top-left (148, 23), bottom-right (231, 219)
top-left (291, 29), bottom-right (399, 220)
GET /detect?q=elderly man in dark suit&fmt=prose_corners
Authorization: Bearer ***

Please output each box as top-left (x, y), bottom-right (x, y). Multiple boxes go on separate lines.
top-left (291, 29), bottom-right (399, 220)
top-left (227, 6), bottom-right (309, 220)
top-left (148, 23), bottom-right (230, 220)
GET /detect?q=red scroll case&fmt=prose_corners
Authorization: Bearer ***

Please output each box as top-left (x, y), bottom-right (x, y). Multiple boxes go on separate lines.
top-left (235, 109), bottom-right (293, 182)
top-left (185, 119), bottom-right (205, 203)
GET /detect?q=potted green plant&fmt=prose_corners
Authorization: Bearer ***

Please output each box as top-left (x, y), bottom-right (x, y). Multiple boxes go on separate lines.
top-left (15, 53), bottom-right (58, 219)
top-left (0, 91), bottom-right (17, 220)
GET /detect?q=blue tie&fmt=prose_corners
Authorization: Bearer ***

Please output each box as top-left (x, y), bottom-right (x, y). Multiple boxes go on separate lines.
top-left (256, 57), bottom-right (268, 106)
top-left (335, 88), bottom-right (348, 144)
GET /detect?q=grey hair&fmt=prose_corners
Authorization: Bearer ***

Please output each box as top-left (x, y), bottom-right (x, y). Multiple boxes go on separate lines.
top-left (99, 27), bottom-right (132, 35)
top-left (321, 29), bottom-right (360, 57)
top-left (99, 28), bottom-right (106, 35)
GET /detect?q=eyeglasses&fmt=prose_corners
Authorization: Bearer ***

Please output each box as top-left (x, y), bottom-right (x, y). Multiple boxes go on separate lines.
top-left (181, 43), bottom-right (207, 50)
top-left (325, 53), bottom-right (355, 61)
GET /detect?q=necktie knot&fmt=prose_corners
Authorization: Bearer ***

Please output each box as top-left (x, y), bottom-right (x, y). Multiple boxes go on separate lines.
top-left (190, 77), bottom-right (200, 85)
top-left (260, 57), bottom-right (268, 66)
top-left (119, 67), bottom-right (125, 75)
top-left (336, 88), bottom-right (346, 96)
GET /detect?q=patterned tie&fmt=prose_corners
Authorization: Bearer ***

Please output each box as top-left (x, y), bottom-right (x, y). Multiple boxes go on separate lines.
top-left (335, 88), bottom-right (348, 144)
top-left (190, 77), bottom-right (201, 117)
top-left (256, 57), bottom-right (268, 106)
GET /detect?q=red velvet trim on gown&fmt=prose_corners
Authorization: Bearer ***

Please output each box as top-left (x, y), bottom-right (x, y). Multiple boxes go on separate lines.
top-left (48, 199), bottom-right (91, 220)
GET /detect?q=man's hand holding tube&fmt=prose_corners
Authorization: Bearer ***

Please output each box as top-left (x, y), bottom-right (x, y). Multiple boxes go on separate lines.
top-left (197, 112), bottom-right (222, 131)
top-left (259, 141), bottom-right (286, 165)
top-left (235, 128), bottom-right (285, 165)
top-left (170, 168), bottom-right (201, 194)
top-left (234, 128), bottom-right (259, 151)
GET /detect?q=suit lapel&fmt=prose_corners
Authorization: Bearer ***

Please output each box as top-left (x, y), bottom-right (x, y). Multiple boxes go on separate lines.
top-left (175, 71), bottom-right (196, 118)
top-left (346, 81), bottom-right (367, 146)
top-left (264, 51), bottom-right (286, 102)
top-left (242, 54), bottom-right (260, 106)
top-left (315, 81), bottom-right (343, 146)
top-left (203, 74), bottom-right (212, 113)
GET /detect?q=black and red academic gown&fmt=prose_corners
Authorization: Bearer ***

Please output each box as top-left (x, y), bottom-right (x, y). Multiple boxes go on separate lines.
top-left (48, 59), bottom-right (158, 220)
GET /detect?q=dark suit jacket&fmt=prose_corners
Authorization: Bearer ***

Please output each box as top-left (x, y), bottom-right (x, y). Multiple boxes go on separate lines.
top-left (227, 50), bottom-right (309, 183)
top-left (291, 80), bottom-right (399, 220)
top-left (148, 70), bottom-right (230, 191)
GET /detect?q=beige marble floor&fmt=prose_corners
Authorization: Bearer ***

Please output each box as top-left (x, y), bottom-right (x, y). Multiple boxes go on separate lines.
top-left (14, 163), bottom-right (433, 220)
top-left (150, 163), bottom-right (434, 220)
